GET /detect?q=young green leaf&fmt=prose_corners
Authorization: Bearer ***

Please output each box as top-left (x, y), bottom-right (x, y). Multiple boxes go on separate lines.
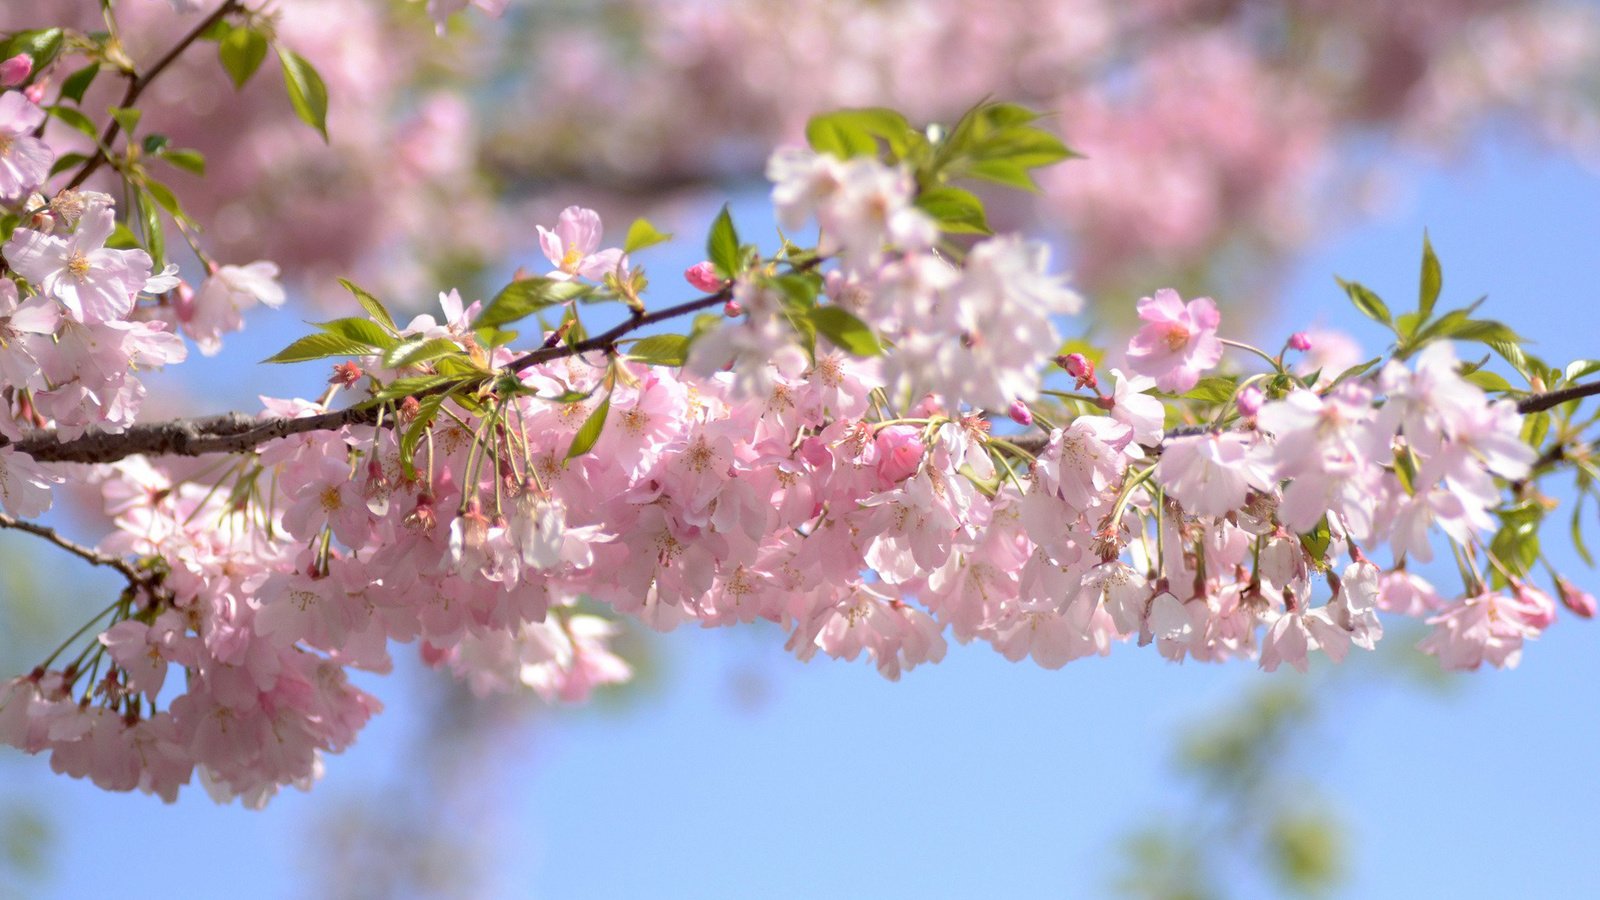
top-left (624, 218), bottom-right (673, 253)
top-left (707, 204), bottom-right (740, 278)
top-left (565, 394), bottom-right (612, 460)
top-left (399, 393), bottom-right (447, 479)
top-left (277, 47), bottom-right (329, 140)
top-left (1335, 277), bottom-right (1391, 326)
top-left (156, 148), bottom-right (207, 176)
top-left (627, 333), bottom-right (691, 366)
top-left (474, 278), bottom-right (589, 330)
top-left (220, 25), bottom-right (269, 89)
top-left (385, 337), bottom-right (464, 370)
top-left (1419, 231), bottom-right (1442, 321)
top-left (915, 185), bottom-right (992, 235)
top-left (338, 278), bottom-right (399, 333)
top-left (809, 306), bottom-right (882, 356)
top-left (315, 316), bottom-right (398, 350)
top-left (59, 63), bottom-right (100, 104)
top-left (262, 333), bottom-right (380, 364)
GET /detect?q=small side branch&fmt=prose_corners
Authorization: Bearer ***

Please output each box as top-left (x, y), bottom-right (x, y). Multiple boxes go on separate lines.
top-left (0, 512), bottom-right (143, 586)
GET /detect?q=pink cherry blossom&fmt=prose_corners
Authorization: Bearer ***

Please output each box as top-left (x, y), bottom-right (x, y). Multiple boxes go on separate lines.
top-left (537, 206), bottom-right (629, 282)
top-left (0, 90), bottom-right (51, 198)
top-left (3, 200), bottom-right (152, 323)
top-left (1125, 288), bottom-right (1223, 393)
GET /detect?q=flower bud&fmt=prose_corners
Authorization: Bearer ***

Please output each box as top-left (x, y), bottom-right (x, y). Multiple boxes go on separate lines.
top-left (0, 54), bottom-right (32, 87)
top-left (1510, 579), bottom-right (1558, 630)
top-left (1288, 332), bottom-right (1313, 352)
top-left (685, 261), bottom-right (726, 293)
top-left (1236, 385), bottom-right (1264, 417)
top-left (1556, 577), bottom-right (1597, 619)
top-left (1007, 399), bottom-right (1033, 426)
top-left (723, 299), bottom-right (743, 317)
top-left (873, 425), bottom-right (924, 487)
top-left (1058, 352), bottom-right (1097, 390)
top-left (23, 81), bottom-right (45, 104)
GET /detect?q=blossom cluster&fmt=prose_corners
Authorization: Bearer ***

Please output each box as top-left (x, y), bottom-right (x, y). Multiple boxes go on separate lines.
top-left (0, 4), bottom-right (1594, 810)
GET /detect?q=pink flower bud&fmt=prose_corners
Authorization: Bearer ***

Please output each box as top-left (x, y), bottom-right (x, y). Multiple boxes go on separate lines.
top-left (1288, 332), bottom-right (1313, 352)
top-left (23, 81), bottom-right (45, 104)
top-left (1510, 580), bottom-right (1558, 630)
top-left (1007, 399), bottom-right (1033, 426)
top-left (0, 54), bottom-right (32, 87)
top-left (1060, 352), bottom-right (1097, 389)
top-left (874, 425), bottom-right (925, 487)
top-left (172, 282), bottom-right (197, 323)
top-left (685, 261), bottom-right (726, 293)
top-left (723, 299), bottom-right (743, 317)
top-left (1236, 385), bottom-right (1264, 417)
top-left (1557, 577), bottom-right (1597, 619)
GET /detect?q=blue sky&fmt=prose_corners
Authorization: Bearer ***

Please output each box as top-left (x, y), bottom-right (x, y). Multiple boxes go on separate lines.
top-left (6, 135), bottom-right (1600, 899)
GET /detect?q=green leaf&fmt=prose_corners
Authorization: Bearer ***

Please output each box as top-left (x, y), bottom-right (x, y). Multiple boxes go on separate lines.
top-left (48, 152), bottom-right (89, 177)
top-left (707, 204), bottom-right (740, 278)
top-left (627, 333), bottom-right (691, 366)
top-left (1419, 231), bottom-right (1442, 320)
top-left (373, 374), bottom-right (461, 402)
top-left (276, 47), bottom-right (328, 140)
top-left (0, 28), bottom-right (64, 72)
top-left (109, 106), bottom-right (141, 137)
top-left (399, 394), bottom-right (447, 479)
top-left (143, 180), bottom-right (182, 216)
top-left (1440, 318), bottom-right (1520, 345)
top-left (1298, 517), bottom-right (1332, 559)
top-left (623, 217), bottom-right (672, 254)
top-left (59, 63), bottom-right (100, 104)
top-left (1573, 497), bottom-right (1594, 568)
top-left (809, 306), bottom-right (881, 356)
top-left (565, 393), bottom-right (611, 460)
top-left (915, 185), bottom-right (991, 235)
top-left (1182, 376), bottom-right (1237, 405)
top-left (315, 316), bottom-right (397, 350)
top-left (47, 105), bottom-right (99, 139)
top-left (1324, 357), bottom-right (1383, 391)
top-left (474, 277), bottom-right (588, 330)
top-left (136, 191), bottom-right (163, 267)
top-left (338, 278), bottom-right (399, 333)
top-left (155, 147), bottom-right (206, 176)
top-left (1565, 360), bottom-right (1600, 385)
top-left (805, 107), bottom-right (914, 159)
top-left (1464, 369), bottom-right (1514, 393)
top-left (219, 25), bottom-right (269, 90)
top-left (1335, 277), bottom-right (1391, 326)
top-left (962, 158), bottom-right (1038, 192)
top-left (384, 337), bottom-right (463, 370)
top-left (262, 332), bottom-right (380, 364)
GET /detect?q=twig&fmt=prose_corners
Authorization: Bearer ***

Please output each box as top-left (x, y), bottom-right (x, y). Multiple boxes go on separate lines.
top-left (62, 0), bottom-right (243, 192)
top-left (0, 511), bottom-right (143, 586)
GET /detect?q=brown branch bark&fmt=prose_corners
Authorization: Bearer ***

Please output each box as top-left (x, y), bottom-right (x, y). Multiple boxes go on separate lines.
top-left (0, 511), bottom-right (144, 585)
top-left (1, 283), bottom-right (739, 465)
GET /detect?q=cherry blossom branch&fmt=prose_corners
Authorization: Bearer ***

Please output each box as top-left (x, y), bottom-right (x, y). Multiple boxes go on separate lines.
top-left (1004, 380), bottom-right (1600, 457)
top-left (62, 0), bottom-right (244, 192)
top-left (0, 511), bottom-right (144, 585)
top-left (3, 280), bottom-right (747, 465)
top-left (1515, 380), bottom-right (1600, 414)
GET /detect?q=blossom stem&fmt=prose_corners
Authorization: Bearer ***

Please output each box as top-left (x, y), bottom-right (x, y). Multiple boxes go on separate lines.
top-left (1218, 338), bottom-right (1284, 374)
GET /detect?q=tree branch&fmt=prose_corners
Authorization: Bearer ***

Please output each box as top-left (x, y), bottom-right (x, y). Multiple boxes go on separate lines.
top-left (3, 281), bottom-right (742, 465)
top-left (62, 0), bottom-right (243, 192)
top-left (0, 511), bottom-right (144, 586)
